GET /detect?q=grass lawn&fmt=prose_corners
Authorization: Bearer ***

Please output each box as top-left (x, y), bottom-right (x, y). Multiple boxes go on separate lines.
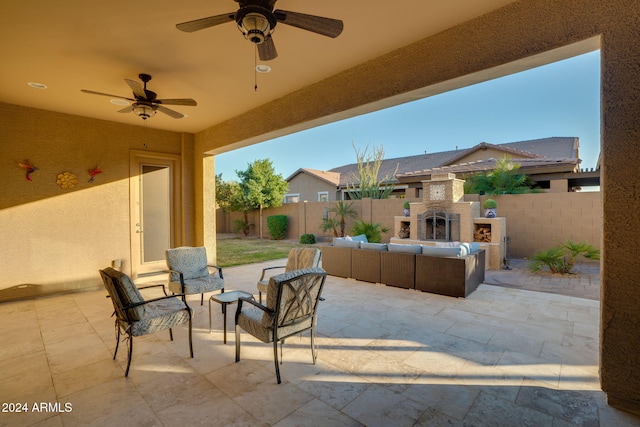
top-left (216, 238), bottom-right (318, 267)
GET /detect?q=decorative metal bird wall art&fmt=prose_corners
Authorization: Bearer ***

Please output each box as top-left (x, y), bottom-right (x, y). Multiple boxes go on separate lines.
top-left (18, 159), bottom-right (38, 181)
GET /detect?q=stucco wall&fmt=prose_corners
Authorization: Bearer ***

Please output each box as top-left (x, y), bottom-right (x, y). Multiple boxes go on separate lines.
top-left (489, 192), bottom-right (602, 257)
top-left (0, 102), bottom-right (194, 296)
top-left (217, 193), bottom-right (601, 255)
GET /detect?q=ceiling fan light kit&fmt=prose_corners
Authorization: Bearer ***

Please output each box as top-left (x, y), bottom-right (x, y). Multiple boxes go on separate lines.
top-left (132, 104), bottom-right (156, 120)
top-left (237, 7), bottom-right (275, 44)
top-left (81, 73), bottom-right (196, 121)
top-left (176, 0), bottom-right (343, 61)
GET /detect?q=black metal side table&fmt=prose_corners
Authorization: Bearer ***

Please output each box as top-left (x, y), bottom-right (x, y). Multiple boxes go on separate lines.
top-left (208, 290), bottom-right (254, 343)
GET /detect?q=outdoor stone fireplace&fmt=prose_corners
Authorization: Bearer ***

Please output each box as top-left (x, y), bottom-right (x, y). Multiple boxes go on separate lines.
top-left (417, 210), bottom-right (460, 242)
top-left (392, 173), bottom-right (506, 269)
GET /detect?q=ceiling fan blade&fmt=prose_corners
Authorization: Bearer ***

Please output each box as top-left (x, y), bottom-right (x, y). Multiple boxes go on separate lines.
top-left (81, 89), bottom-right (135, 101)
top-left (117, 106), bottom-right (133, 113)
top-left (156, 98), bottom-right (197, 106)
top-left (274, 10), bottom-right (343, 38)
top-left (125, 79), bottom-right (147, 99)
top-left (176, 13), bottom-right (235, 32)
top-left (157, 105), bottom-right (184, 119)
top-left (258, 37), bottom-right (277, 61)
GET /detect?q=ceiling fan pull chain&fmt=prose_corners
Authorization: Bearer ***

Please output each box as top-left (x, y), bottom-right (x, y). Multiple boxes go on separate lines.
top-left (254, 44), bottom-right (259, 92)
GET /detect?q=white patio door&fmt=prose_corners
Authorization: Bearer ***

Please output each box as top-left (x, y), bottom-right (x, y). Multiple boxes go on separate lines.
top-left (130, 152), bottom-right (181, 277)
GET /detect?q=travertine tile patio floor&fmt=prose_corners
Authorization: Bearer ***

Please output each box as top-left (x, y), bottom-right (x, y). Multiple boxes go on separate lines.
top-left (1, 259), bottom-right (639, 426)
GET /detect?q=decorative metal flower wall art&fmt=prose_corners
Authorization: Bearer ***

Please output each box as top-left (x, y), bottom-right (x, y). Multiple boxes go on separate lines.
top-left (56, 171), bottom-right (79, 190)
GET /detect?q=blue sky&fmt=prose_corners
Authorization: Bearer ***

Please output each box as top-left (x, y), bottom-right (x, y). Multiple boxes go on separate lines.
top-left (215, 50), bottom-right (600, 181)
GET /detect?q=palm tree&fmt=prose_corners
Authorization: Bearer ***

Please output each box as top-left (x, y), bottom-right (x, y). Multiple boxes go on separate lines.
top-left (464, 156), bottom-right (536, 195)
top-left (328, 201), bottom-right (358, 237)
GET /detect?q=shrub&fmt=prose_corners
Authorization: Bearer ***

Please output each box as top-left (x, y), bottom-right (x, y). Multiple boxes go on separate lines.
top-left (233, 218), bottom-right (253, 237)
top-left (266, 215), bottom-right (288, 240)
top-left (529, 239), bottom-right (600, 274)
top-left (403, 201), bottom-right (411, 209)
top-left (299, 233), bottom-right (316, 244)
top-left (483, 198), bottom-right (497, 209)
top-left (351, 220), bottom-right (389, 243)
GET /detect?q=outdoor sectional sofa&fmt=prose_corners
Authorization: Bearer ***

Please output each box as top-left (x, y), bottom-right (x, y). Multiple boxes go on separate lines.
top-left (322, 238), bottom-right (486, 298)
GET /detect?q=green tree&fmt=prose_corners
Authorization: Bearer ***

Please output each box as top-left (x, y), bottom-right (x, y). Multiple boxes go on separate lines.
top-left (464, 156), bottom-right (538, 195)
top-left (234, 159), bottom-right (289, 238)
top-left (215, 173), bottom-right (239, 213)
top-left (347, 143), bottom-right (398, 199)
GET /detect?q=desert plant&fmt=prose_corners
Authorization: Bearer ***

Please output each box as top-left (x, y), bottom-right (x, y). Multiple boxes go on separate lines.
top-left (327, 201), bottom-right (358, 237)
top-left (529, 239), bottom-right (600, 274)
top-left (320, 217), bottom-right (340, 237)
top-left (299, 233), bottom-right (316, 244)
top-left (351, 220), bottom-right (390, 243)
top-left (266, 215), bottom-right (288, 240)
top-left (346, 143), bottom-right (398, 199)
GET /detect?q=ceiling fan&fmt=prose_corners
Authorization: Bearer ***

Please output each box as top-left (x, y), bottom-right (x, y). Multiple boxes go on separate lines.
top-left (81, 74), bottom-right (197, 120)
top-left (176, 0), bottom-right (344, 61)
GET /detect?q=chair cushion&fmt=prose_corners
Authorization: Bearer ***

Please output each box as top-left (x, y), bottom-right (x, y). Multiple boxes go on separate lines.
top-left (168, 274), bottom-right (224, 295)
top-left (103, 268), bottom-right (145, 321)
top-left (236, 305), bottom-right (313, 343)
top-left (166, 247), bottom-right (209, 281)
top-left (284, 247), bottom-right (321, 271)
top-left (128, 297), bottom-right (191, 336)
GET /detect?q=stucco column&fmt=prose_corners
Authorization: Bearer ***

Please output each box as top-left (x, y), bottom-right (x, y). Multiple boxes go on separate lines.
top-left (599, 21), bottom-right (640, 414)
top-left (195, 154), bottom-right (217, 264)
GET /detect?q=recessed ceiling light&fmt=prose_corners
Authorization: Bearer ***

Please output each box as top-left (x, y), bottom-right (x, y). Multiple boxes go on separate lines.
top-left (110, 99), bottom-right (130, 106)
top-left (256, 65), bottom-right (271, 73)
top-left (27, 82), bottom-right (47, 89)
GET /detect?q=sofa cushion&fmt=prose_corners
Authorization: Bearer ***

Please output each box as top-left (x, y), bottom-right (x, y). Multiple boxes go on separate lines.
top-left (421, 245), bottom-right (463, 257)
top-left (360, 242), bottom-right (388, 251)
top-left (348, 234), bottom-right (369, 243)
top-left (388, 243), bottom-right (422, 254)
top-left (460, 243), bottom-right (471, 256)
top-left (434, 241), bottom-right (461, 248)
top-left (469, 242), bottom-right (481, 253)
top-left (334, 238), bottom-right (361, 248)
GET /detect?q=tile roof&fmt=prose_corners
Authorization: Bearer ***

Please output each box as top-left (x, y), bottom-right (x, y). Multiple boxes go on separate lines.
top-left (285, 168), bottom-right (341, 186)
top-left (398, 157), bottom-right (580, 179)
top-left (291, 137), bottom-right (580, 187)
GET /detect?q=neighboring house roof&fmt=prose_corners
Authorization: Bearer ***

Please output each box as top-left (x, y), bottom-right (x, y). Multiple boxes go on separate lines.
top-left (319, 137), bottom-right (580, 187)
top-left (285, 168), bottom-right (341, 187)
top-left (397, 157), bottom-right (580, 180)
